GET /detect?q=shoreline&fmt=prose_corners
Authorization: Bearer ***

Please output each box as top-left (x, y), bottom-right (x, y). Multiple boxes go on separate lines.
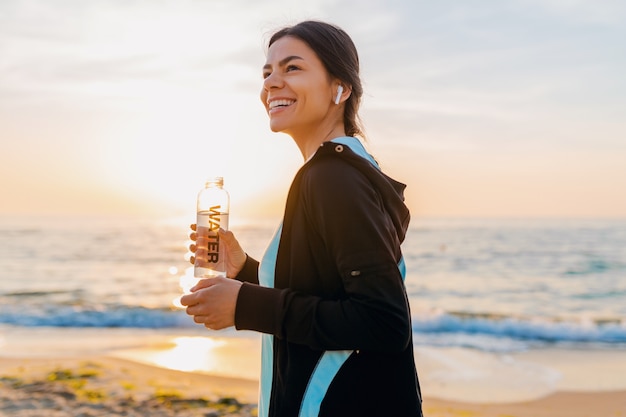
top-left (2, 355), bottom-right (625, 417)
top-left (2, 326), bottom-right (626, 416)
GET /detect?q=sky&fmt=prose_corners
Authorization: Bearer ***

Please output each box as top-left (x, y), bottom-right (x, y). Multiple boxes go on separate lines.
top-left (1, 0), bottom-right (625, 221)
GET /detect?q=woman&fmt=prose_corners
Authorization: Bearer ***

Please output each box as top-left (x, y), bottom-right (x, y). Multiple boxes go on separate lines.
top-left (181, 20), bottom-right (423, 417)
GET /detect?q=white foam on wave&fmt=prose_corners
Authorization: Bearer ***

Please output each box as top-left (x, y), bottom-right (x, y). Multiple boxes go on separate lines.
top-left (412, 309), bottom-right (626, 350)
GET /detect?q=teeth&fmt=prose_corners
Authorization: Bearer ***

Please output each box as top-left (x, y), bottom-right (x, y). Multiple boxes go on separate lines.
top-left (269, 99), bottom-right (294, 110)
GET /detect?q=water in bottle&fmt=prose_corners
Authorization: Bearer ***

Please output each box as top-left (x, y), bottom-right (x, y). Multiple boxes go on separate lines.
top-left (194, 177), bottom-right (230, 278)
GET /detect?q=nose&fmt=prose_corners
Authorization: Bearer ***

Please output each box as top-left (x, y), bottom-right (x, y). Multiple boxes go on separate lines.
top-left (263, 70), bottom-right (282, 92)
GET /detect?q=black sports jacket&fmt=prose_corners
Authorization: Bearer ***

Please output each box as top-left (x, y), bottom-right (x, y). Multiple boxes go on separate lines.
top-left (234, 139), bottom-right (423, 417)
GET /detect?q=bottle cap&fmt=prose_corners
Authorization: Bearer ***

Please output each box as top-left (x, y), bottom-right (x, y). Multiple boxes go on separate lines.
top-left (205, 176), bottom-right (224, 187)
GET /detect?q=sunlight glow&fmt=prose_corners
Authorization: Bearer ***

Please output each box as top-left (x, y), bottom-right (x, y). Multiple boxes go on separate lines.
top-left (179, 267), bottom-right (199, 294)
top-left (148, 337), bottom-right (227, 373)
top-left (172, 266), bottom-right (199, 308)
top-left (2, 1), bottom-right (625, 218)
top-left (110, 335), bottom-right (262, 380)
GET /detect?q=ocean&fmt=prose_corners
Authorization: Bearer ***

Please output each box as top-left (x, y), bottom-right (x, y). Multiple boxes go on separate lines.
top-left (1, 215), bottom-right (625, 354)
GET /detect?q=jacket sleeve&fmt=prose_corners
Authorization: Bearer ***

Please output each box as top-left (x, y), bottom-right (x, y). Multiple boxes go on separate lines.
top-left (235, 156), bottom-right (412, 353)
top-left (234, 255), bottom-right (260, 284)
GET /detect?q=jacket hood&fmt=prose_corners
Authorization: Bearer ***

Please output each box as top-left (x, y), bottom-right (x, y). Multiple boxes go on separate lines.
top-left (315, 141), bottom-right (411, 243)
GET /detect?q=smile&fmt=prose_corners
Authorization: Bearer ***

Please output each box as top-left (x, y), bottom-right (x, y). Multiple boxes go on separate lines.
top-left (268, 99), bottom-right (295, 111)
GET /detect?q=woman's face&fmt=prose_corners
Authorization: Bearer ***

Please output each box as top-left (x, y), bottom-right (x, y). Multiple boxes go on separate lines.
top-left (260, 36), bottom-right (337, 137)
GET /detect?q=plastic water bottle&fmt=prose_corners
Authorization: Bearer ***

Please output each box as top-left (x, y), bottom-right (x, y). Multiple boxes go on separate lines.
top-left (194, 177), bottom-right (230, 278)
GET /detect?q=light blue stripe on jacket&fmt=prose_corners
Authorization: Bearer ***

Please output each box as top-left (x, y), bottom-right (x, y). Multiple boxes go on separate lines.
top-left (257, 224), bottom-right (282, 417)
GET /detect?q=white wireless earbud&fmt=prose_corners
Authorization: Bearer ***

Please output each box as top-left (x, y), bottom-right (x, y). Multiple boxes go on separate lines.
top-left (335, 85), bottom-right (344, 105)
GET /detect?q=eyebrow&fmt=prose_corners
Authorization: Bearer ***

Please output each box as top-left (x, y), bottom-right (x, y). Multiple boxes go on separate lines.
top-left (263, 55), bottom-right (304, 71)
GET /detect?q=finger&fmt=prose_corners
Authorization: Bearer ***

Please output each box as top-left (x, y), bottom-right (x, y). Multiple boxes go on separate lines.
top-left (191, 277), bottom-right (219, 292)
top-left (186, 305), bottom-right (201, 316)
top-left (189, 232), bottom-right (197, 241)
top-left (194, 315), bottom-right (209, 325)
top-left (218, 228), bottom-right (235, 243)
top-left (180, 293), bottom-right (197, 307)
top-left (193, 315), bottom-right (216, 329)
top-left (189, 243), bottom-right (197, 252)
top-left (190, 224), bottom-right (197, 231)
top-left (190, 255), bottom-right (195, 265)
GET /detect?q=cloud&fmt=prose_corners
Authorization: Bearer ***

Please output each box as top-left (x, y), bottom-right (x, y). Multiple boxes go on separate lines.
top-left (0, 0), bottom-right (267, 104)
top-left (1, 0), bottom-right (625, 217)
top-left (514, 0), bottom-right (626, 25)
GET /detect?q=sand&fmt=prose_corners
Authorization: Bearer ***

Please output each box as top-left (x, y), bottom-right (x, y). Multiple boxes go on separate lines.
top-left (0, 355), bottom-right (258, 416)
top-left (1, 326), bottom-right (626, 416)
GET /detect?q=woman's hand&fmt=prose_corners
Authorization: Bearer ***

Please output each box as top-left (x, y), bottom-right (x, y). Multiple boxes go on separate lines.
top-left (180, 277), bottom-right (243, 330)
top-left (189, 224), bottom-right (247, 278)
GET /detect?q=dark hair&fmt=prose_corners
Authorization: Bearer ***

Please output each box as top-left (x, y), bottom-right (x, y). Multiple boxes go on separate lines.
top-left (268, 21), bottom-right (364, 138)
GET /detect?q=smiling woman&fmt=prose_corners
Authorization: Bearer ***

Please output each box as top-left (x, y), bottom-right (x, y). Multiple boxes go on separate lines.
top-left (181, 20), bottom-right (424, 417)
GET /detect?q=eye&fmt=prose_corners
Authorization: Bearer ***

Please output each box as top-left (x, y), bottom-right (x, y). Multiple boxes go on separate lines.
top-left (262, 71), bottom-right (271, 79)
top-left (286, 64), bottom-right (300, 72)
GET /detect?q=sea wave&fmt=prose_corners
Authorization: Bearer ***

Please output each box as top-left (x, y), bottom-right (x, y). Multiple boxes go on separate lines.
top-left (0, 305), bottom-right (194, 329)
top-left (2, 304), bottom-right (625, 351)
top-left (413, 310), bottom-right (626, 350)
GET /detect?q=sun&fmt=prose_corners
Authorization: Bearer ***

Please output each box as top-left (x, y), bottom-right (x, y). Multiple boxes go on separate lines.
top-left (76, 9), bottom-right (308, 219)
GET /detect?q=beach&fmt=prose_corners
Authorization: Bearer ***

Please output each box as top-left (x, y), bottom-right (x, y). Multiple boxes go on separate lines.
top-left (1, 327), bottom-right (626, 417)
top-left (2, 217), bottom-right (626, 415)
